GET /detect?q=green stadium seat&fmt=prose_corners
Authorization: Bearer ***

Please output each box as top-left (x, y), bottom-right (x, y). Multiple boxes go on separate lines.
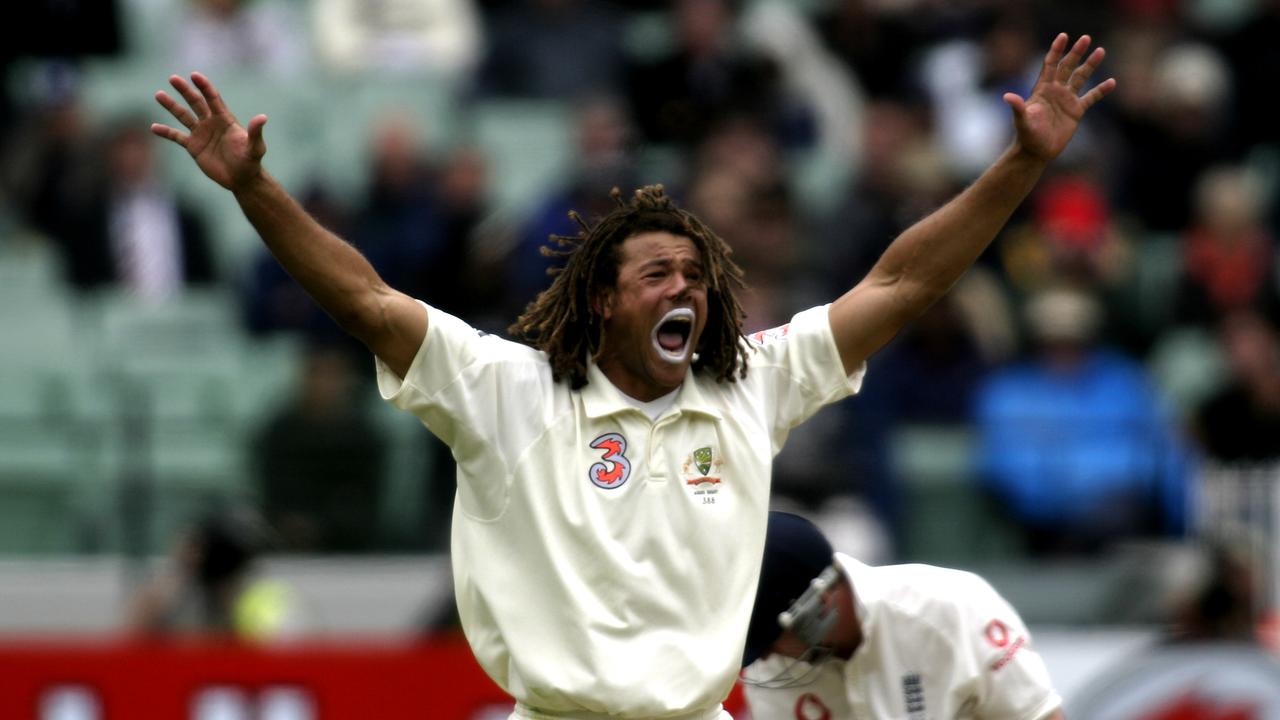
top-left (68, 289), bottom-right (256, 554)
top-left (87, 288), bottom-right (242, 362)
top-left (0, 482), bottom-right (80, 555)
top-left (1147, 325), bottom-right (1227, 420)
top-left (0, 290), bottom-right (81, 372)
top-left (86, 407), bottom-right (249, 555)
top-left (623, 11), bottom-right (676, 61)
top-left (0, 370), bottom-right (91, 554)
top-left (468, 100), bottom-right (573, 217)
top-left (232, 333), bottom-right (305, 426)
top-left (0, 240), bottom-right (67, 300)
top-left (790, 147), bottom-right (853, 219)
top-left (889, 423), bottom-right (1024, 565)
top-left (1132, 234), bottom-right (1184, 332)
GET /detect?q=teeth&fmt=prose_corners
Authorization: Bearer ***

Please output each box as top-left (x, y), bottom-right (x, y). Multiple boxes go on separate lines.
top-left (652, 308), bottom-right (695, 364)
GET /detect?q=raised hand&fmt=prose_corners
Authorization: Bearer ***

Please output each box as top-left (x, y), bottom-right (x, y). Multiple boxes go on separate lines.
top-left (1003, 33), bottom-right (1117, 162)
top-left (151, 73), bottom-right (268, 191)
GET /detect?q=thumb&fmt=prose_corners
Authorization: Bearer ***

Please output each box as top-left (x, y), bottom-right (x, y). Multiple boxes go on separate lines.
top-left (1003, 93), bottom-right (1026, 118)
top-left (247, 114), bottom-right (268, 160)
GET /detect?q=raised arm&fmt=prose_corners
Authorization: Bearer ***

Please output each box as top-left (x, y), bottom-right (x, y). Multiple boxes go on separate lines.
top-left (151, 73), bottom-right (425, 377)
top-left (828, 33), bottom-right (1115, 374)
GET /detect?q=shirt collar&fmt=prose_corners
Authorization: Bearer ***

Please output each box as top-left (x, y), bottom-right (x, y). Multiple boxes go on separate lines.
top-left (835, 552), bottom-right (880, 643)
top-left (580, 362), bottom-right (722, 420)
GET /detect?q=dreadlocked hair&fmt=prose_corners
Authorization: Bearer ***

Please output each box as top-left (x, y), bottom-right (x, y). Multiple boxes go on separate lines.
top-left (509, 185), bottom-right (749, 389)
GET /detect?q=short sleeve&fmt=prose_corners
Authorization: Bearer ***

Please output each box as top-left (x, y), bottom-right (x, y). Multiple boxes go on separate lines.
top-left (958, 577), bottom-right (1063, 720)
top-left (744, 305), bottom-right (866, 451)
top-left (376, 302), bottom-right (483, 404)
top-left (374, 301), bottom-right (552, 470)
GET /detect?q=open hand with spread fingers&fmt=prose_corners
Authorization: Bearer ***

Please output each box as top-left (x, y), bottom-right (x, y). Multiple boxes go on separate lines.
top-left (151, 73), bottom-right (268, 192)
top-left (1003, 33), bottom-right (1117, 162)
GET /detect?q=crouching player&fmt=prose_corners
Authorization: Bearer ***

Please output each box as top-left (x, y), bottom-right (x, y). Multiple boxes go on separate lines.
top-left (742, 512), bottom-right (1063, 720)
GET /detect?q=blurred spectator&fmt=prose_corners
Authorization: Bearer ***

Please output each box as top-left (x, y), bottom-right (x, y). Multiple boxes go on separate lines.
top-left (740, 1), bottom-right (865, 179)
top-left (1174, 166), bottom-right (1280, 328)
top-left (1, 0), bottom-right (122, 60)
top-left (975, 287), bottom-right (1192, 556)
top-left (1111, 39), bottom-right (1233, 233)
top-left (1216, 0), bottom-right (1280, 155)
top-left (126, 507), bottom-right (302, 639)
top-left (477, 0), bottom-right (625, 98)
top-left (313, 0), bottom-right (481, 78)
top-left (435, 145), bottom-right (510, 332)
top-left (687, 117), bottom-right (809, 329)
top-left (3, 75), bottom-right (96, 254)
top-left (172, 0), bottom-right (308, 77)
top-left (1168, 542), bottom-right (1264, 643)
top-left (245, 135), bottom-right (499, 343)
top-left (840, 286), bottom-right (1001, 545)
top-left (807, 101), bottom-right (987, 535)
top-left (252, 343), bottom-right (387, 553)
top-left (505, 95), bottom-right (640, 315)
top-left (918, 9), bottom-right (1043, 180)
top-left (819, 100), bottom-right (957, 294)
top-left (1192, 312), bottom-right (1280, 463)
top-left (998, 171), bottom-right (1144, 350)
top-left (625, 0), bottom-right (798, 148)
top-left (861, 294), bottom-right (991, 426)
top-left (243, 181), bottom-right (355, 343)
top-left (10, 113), bottom-right (216, 298)
top-left (350, 114), bottom-right (450, 305)
top-left (1071, 541), bottom-right (1280, 716)
top-left (1003, 173), bottom-right (1131, 292)
top-left (815, 0), bottom-right (930, 102)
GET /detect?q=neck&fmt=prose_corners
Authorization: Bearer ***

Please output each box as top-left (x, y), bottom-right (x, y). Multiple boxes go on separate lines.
top-left (595, 356), bottom-right (685, 402)
top-left (829, 578), bottom-right (864, 659)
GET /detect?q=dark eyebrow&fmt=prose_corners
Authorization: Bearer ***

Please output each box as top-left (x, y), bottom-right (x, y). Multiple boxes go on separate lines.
top-left (638, 258), bottom-right (673, 272)
top-left (637, 257), bottom-right (704, 274)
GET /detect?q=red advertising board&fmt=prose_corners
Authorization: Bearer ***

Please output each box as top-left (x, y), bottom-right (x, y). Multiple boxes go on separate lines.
top-left (0, 634), bottom-right (746, 719)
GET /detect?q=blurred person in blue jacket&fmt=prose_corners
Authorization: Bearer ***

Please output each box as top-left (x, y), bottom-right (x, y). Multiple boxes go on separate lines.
top-left (975, 286), bottom-right (1192, 556)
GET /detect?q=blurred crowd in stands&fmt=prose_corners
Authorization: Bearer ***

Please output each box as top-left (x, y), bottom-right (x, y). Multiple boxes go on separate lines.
top-left (2, 0), bottom-right (1280, 567)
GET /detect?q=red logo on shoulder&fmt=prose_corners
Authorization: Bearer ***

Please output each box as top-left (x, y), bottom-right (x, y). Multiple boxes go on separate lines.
top-left (985, 619), bottom-right (1027, 671)
top-left (985, 619), bottom-right (1010, 648)
top-left (750, 324), bottom-right (791, 345)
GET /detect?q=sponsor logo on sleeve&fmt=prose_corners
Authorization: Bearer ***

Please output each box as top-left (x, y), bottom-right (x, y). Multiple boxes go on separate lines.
top-left (749, 324), bottom-right (791, 345)
top-left (984, 619), bottom-right (1027, 671)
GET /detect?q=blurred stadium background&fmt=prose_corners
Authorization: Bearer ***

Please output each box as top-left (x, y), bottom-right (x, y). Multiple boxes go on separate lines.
top-left (2, 0), bottom-right (1280, 717)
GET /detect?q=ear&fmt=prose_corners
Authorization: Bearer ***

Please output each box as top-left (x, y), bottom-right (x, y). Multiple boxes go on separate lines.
top-left (594, 288), bottom-right (615, 321)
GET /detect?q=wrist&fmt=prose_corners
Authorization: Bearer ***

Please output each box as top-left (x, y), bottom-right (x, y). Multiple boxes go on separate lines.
top-left (231, 167), bottom-right (273, 197)
top-left (1001, 142), bottom-right (1052, 175)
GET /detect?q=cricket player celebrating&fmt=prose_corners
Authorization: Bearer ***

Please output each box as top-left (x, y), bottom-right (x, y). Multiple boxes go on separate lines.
top-left (150, 32), bottom-right (1110, 720)
top-left (743, 512), bottom-right (1064, 720)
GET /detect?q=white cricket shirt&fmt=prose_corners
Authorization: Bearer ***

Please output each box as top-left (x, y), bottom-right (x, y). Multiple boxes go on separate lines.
top-left (745, 553), bottom-right (1062, 720)
top-left (377, 303), bottom-right (863, 718)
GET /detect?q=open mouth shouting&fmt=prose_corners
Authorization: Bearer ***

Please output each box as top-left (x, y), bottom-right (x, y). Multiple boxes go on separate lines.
top-left (652, 308), bottom-right (696, 364)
